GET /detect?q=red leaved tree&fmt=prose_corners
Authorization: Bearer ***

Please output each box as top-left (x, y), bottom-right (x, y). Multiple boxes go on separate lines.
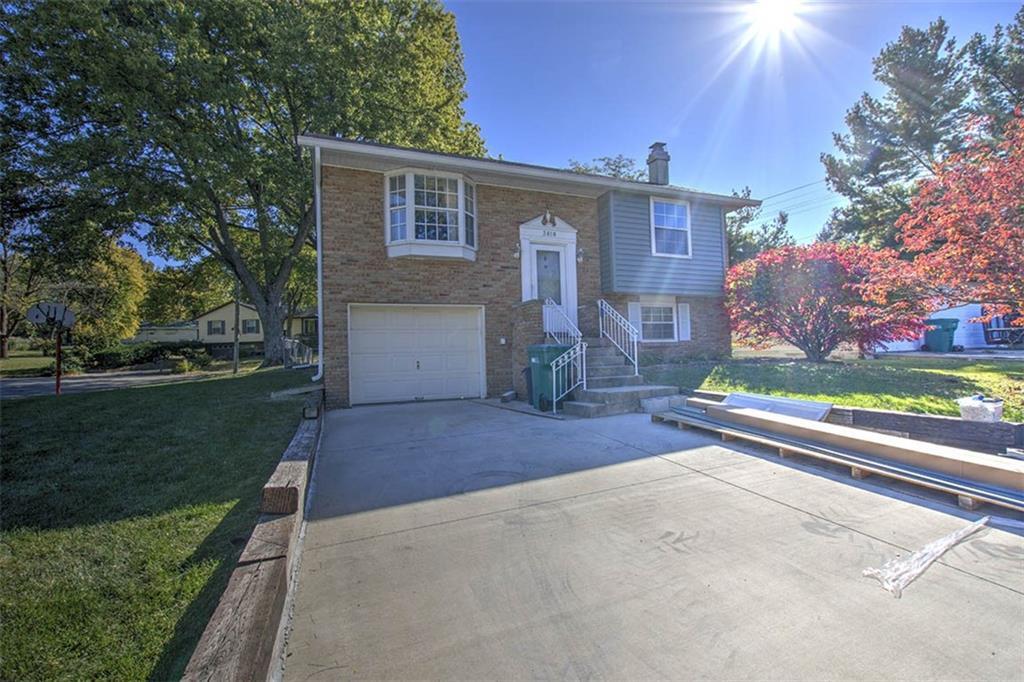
top-left (896, 112), bottom-right (1024, 324)
top-left (726, 242), bottom-right (930, 361)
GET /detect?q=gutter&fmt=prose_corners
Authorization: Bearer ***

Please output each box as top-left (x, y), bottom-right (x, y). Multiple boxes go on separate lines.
top-left (311, 144), bottom-right (324, 383)
top-left (296, 134), bottom-right (761, 210)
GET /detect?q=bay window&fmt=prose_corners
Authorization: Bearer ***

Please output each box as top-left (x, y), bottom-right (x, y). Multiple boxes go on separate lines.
top-left (385, 170), bottom-right (477, 260)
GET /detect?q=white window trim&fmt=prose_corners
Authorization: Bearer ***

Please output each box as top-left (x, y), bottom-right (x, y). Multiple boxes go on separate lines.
top-left (383, 169), bottom-right (478, 260)
top-left (628, 297), bottom-right (692, 343)
top-left (649, 196), bottom-right (692, 259)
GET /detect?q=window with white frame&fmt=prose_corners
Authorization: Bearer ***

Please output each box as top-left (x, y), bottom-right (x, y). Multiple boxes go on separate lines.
top-left (641, 305), bottom-right (676, 341)
top-left (207, 320), bottom-right (225, 336)
top-left (650, 198), bottom-right (690, 257)
top-left (385, 171), bottom-right (477, 257)
top-left (629, 300), bottom-right (692, 343)
top-left (242, 319), bottom-right (260, 335)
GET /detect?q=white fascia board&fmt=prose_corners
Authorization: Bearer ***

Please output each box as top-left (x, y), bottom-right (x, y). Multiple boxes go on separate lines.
top-left (297, 135), bottom-right (760, 210)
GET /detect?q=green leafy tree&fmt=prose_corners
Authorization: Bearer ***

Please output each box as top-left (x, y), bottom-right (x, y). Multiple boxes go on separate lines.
top-left (967, 8), bottom-right (1024, 134)
top-left (3, 0), bottom-right (484, 364)
top-left (45, 243), bottom-right (148, 349)
top-left (568, 155), bottom-right (647, 181)
top-left (726, 187), bottom-right (793, 264)
top-left (821, 18), bottom-right (970, 247)
top-left (140, 258), bottom-right (235, 325)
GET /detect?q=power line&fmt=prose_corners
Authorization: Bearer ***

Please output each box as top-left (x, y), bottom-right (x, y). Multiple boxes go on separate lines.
top-left (758, 178), bottom-right (826, 202)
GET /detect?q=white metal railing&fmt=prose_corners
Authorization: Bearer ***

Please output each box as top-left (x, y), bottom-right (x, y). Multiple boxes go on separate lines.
top-left (543, 298), bottom-right (582, 346)
top-left (543, 298), bottom-right (585, 413)
top-left (597, 299), bottom-right (639, 376)
top-left (284, 337), bottom-right (314, 368)
top-left (550, 341), bottom-right (586, 415)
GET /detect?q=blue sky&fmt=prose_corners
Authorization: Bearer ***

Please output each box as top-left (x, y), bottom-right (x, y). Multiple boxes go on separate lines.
top-left (450, 0), bottom-right (1020, 243)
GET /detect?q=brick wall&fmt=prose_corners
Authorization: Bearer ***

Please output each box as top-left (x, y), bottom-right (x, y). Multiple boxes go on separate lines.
top-left (603, 294), bottom-right (732, 361)
top-left (510, 299), bottom-right (545, 399)
top-left (321, 166), bottom-right (600, 408)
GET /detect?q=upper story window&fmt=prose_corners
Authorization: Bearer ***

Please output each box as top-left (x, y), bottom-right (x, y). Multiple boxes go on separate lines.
top-left (242, 319), bottom-right (260, 335)
top-left (207, 320), bottom-right (225, 336)
top-left (385, 170), bottom-right (477, 260)
top-left (650, 198), bottom-right (691, 258)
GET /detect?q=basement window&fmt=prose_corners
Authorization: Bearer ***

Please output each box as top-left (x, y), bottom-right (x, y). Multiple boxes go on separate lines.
top-left (385, 170), bottom-right (478, 261)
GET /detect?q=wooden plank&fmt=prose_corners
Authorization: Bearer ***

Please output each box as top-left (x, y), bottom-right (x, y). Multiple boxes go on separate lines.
top-left (651, 408), bottom-right (1024, 513)
top-left (706, 404), bottom-right (1024, 491)
top-left (260, 460), bottom-right (307, 514)
top-left (957, 495), bottom-right (980, 511)
top-left (851, 466), bottom-right (870, 480)
top-left (239, 513), bottom-right (296, 565)
top-left (183, 556), bottom-right (288, 682)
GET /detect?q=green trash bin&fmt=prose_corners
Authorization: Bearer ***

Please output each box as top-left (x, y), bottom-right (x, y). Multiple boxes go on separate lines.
top-left (528, 343), bottom-right (571, 410)
top-left (923, 318), bottom-right (959, 352)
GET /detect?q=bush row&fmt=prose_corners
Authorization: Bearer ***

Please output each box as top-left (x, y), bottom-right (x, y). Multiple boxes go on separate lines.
top-left (43, 341), bottom-right (213, 374)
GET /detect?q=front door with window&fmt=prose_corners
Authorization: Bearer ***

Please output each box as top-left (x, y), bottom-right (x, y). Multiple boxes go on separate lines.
top-left (519, 216), bottom-right (578, 324)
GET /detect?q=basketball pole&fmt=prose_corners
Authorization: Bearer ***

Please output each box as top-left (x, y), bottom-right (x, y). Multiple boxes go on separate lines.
top-left (55, 329), bottom-right (62, 397)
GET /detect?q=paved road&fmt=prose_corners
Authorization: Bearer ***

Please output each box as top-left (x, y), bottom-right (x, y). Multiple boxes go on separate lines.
top-left (284, 401), bottom-right (1023, 681)
top-left (0, 369), bottom-right (205, 400)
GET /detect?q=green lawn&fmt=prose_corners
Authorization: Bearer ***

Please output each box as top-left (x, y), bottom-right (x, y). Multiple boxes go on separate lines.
top-left (0, 349), bottom-right (51, 377)
top-left (645, 357), bottom-right (1023, 422)
top-left (0, 368), bottom-right (313, 680)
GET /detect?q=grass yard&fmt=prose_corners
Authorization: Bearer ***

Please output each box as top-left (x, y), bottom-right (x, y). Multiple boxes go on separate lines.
top-left (645, 357), bottom-right (1023, 422)
top-left (0, 349), bottom-right (51, 377)
top-left (0, 368), bottom-right (313, 680)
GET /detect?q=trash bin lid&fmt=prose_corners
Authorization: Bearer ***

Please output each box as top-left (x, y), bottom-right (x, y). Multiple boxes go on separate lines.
top-left (926, 318), bottom-right (959, 330)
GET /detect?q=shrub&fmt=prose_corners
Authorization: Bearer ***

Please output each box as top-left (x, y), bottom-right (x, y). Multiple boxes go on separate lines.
top-left (726, 243), bottom-right (931, 361)
top-left (169, 357), bottom-right (191, 374)
top-left (43, 347), bottom-right (90, 375)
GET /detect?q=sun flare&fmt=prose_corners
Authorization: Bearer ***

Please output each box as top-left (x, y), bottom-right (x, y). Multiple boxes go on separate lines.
top-left (746, 0), bottom-right (803, 38)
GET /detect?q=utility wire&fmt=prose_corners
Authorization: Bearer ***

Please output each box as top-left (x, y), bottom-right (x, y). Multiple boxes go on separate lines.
top-left (758, 178), bottom-right (826, 202)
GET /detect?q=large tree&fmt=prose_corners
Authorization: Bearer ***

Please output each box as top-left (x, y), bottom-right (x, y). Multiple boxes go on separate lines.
top-left (3, 0), bottom-right (484, 364)
top-left (726, 243), bottom-right (929, 361)
top-left (894, 113), bottom-right (1024, 325)
top-left (966, 8), bottom-right (1024, 135)
top-left (821, 18), bottom-right (970, 247)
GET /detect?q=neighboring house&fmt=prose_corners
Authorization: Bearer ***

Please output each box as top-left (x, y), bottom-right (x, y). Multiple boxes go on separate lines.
top-left (194, 302), bottom-right (264, 356)
top-left (299, 135), bottom-right (758, 410)
top-left (877, 303), bottom-right (996, 352)
top-left (130, 321), bottom-right (197, 344)
top-left (286, 309), bottom-right (318, 340)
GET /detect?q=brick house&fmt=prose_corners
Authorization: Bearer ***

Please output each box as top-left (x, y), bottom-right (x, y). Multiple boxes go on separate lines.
top-left (299, 135), bottom-right (758, 413)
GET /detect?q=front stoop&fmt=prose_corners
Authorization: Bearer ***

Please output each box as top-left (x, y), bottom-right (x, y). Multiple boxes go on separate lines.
top-left (558, 337), bottom-right (681, 418)
top-left (562, 385), bottom-right (680, 418)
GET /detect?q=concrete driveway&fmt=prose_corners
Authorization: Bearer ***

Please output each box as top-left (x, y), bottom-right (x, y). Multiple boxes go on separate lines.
top-left (285, 401), bottom-right (1024, 680)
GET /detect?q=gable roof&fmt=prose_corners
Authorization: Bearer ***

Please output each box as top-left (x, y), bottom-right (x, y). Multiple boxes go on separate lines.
top-left (193, 301), bottom-right (259, 321)
top-left (298, 134), bottom-right (760, 210)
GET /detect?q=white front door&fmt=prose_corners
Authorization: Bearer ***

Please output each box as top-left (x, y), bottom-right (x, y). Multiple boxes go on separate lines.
top-left (519, 215), bottom-right (578, 324)
top-left (348, 305), bottom-right (485, 404)
top-left (529, 244), bottom-right (567, 305)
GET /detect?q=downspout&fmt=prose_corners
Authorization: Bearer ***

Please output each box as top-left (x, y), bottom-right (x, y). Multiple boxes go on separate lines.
top-left (311, 144), bottom-right (324, 382)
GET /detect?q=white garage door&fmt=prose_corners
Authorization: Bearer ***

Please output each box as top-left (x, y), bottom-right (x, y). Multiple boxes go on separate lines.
top-left (349, 305), bottom-right (484, 404)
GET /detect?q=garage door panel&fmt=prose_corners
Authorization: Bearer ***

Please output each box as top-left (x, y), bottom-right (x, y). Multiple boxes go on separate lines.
top-left (350, 306), bottom-right (484, 404)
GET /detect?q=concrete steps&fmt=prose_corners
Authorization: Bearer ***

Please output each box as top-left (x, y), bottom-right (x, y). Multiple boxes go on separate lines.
top-left (585, 374), bottom-right (645, 389)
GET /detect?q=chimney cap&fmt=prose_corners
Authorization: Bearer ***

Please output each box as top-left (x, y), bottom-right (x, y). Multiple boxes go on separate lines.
top-left (647, 142), bottom-right (670, 161)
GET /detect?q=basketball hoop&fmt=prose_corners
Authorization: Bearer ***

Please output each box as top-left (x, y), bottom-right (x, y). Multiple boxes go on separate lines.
top-left (26, 302), bottom-right (76, 396)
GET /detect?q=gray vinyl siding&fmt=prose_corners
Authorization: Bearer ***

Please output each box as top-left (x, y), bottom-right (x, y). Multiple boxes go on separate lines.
top-left (604, 190), bottom-right (727, 295)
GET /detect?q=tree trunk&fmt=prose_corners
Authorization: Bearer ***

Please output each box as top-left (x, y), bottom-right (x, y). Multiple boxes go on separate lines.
top-left (0, 334), bottom-right (8, 359)
top-left (258, 303), bottom-right (287, 366)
